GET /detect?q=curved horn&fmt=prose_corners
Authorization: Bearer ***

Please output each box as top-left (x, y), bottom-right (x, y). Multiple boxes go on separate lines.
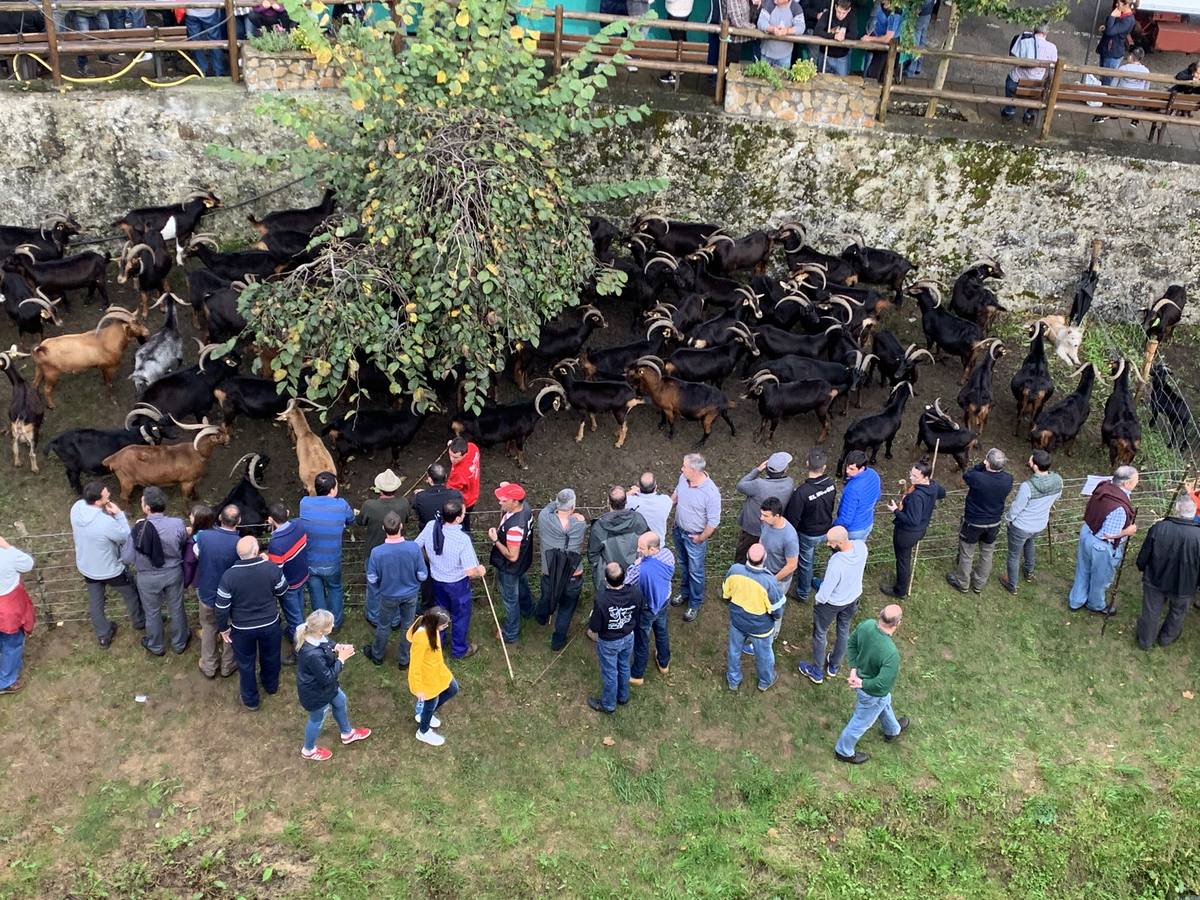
top-left (18, 296), bottom-right (60, 322)
top-left (645, 318), bottom-right (678, 340)
top-left (1111, 358), bottom-right (1126, 381)
top-left (1150, 297), bottom-right (1181, 314)
top-left (187, 234), bottom-right (220, 250)
top-left (124, 404), bottom-right (164, 428)
top-left (533, 383), bottom-right (567, 417)
top-left (12, 246), bottom-right (36, 262)
top-left (196, 343), bottom-right (222, 372)
top-left (853, 231), bottom-right (866, 248)
top-left (1069, 363), bottom-right (1092, 378)
top-left (228, 452), bottom-right (256, 480)
top-left (94, 307), bottom-right (138, 332)
top-left (192, 425), bottom-right (222, 450)
top-left (827, 296), bottom-right (854, 322)
top-left (968, 256), bottom-right (1000, 272)
top-left (911, 348), bottom-right (935, 364)
top-left (248, 454), bottom-right (265, 489)
top-left (170, 415), bottom-right (212, 432)
top-left (127, 242), bottom-right (153, 258)
top-left (39, 213), bottom-right (71, 229)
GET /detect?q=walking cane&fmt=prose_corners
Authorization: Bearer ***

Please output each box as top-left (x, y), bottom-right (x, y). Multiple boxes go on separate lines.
top-left (481, 575), bottom-right (515, 681)
top-left (1101, 506), bottom-right (1138, 637)
top-left (907, 439), bottom-right (940, 596)
top-left (401, 447), bottom-right (449, 499)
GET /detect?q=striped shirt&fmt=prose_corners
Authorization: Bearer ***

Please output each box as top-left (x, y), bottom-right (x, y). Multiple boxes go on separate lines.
top-left (415, 521), bottom-right (480, 584)
top-left (298, 495), bottom-right (355, 569)
top-left (266, 519), bottom-right (309, 589)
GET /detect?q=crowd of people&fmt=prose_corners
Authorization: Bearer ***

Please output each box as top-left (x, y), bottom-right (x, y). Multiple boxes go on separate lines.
top-left (1, 433), bottom-right (1198, 765)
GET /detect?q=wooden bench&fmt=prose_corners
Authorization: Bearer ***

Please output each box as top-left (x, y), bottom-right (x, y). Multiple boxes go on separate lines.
top-left (1016, 78), bottom-right (1200, 144)
top-left (536, 31), bottom-right (711, 89)
top-left (0, 26), bottom-right (189, 80)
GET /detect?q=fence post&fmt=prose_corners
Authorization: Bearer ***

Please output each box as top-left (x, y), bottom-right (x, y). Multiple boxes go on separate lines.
top-left (553, 4), bottom-right (563, 73)
top-left (923, 53), bottom-right (948, 119)
top-left (877, 41), bottom-right (898, 123)
top-left (42, 0), bottom-right (62, 87)
top-left (225, 0), bottom-right (241, 83)
top-left (1039, 57), bottom-right (1065, 140)
top-left (714, 19), bottom-right (729, 105)
top-left (1138, 337), bottom-right (1159, 400)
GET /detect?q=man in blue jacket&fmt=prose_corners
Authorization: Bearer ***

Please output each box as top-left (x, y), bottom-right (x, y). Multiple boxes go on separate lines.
top-left (627, 531), bottom-right (676, 685)
top-left (834, 451), bottom-right (882, 541)
top-left (881, 458), bottom-right (945, 598)
top-left (363, 511), bottom-right (428, 668)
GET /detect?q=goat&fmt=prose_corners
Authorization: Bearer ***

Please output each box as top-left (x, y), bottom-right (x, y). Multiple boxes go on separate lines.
top-left (1141, 285), bottom-right (1187, 344)
top-left (187, 266), bottom-right (234, 308)
top-left (113, 189), bottom-right (221, 265)
top-left (630, 213), bottom-right (724, 258)
top-left (746, 352), bottom-right (873, 413)
top-left (116, 230), bottom-right (173, 318)
top-left (1030, 363), bottom-right (1099, 455)
top-left (321, 404), bottom-right (429, 467)
top-left (512, 305), bottom-right (607, 391)
top-left (0, 214), bottom-right (80, 261)
top-left (212, 375), bottom-right (289, 426)
top-left (916, 399), bottom-right (978, 473)
top-left (450, 383), bottom-right (567, 469)
top-left (693, 231), bottom-right (773, 275)
top-left (576, 318), bottom-right (682, 379)
top-left (910, 282), bottom-right (983, 381)
top-left (1, 266), bottom-right (61, 347)
top-left (664, 332), bottom-right (758, 386)
top-left (752, 323), bottom-right (844, 362)
top-left (551, 361), bottom-right (645, 448)
top-left (772, 223), bottom-right (858, 285)
top-left (741, 373), bottom-right (838, 443)
top-left (247, 188), bottom-right (336, 235)
top-left (1101, 359), bottom-right (1142, 467)
top-left (253, 229), bottom-right (319, 266)
top-left (624, 356), bottom-right (735, 444)
top-left (0, 346), bottom-right (43, 472)
top-left (1035, 315), bottom-right (1083, 368)
top-left (956, 338), bottom-right (1005, 436)
top-left (132, 294), bottom-right (189, 396)
top-left (673, 257), bottom-right (763, 314)
top-left (1010, 321), bottom-right (1056, 436)
top-left (645, 293), bottom-right (707, 335)
top-left (103, 419), bottom-right (230, 503)
top-left (587, 216), bottom-right (620, 260)
top-left (686, 306), bottom-right (759, 349)
top-left (186, 236), bottom-right (281, 282)
top-left (43, 422), bottom-right (166, 494)
top-left (1149, 362), bottom-right (1194, 449)
top-left (836, 381), bottom-right (915, 475)
top-left (8, 248), bottom-right (109, 307)
top-left (276, 398), bottom-right (337, 494)
top-left (32, 307), bottom-right (148, 409)
top-left (949, 259), bottom-right (1006, 331)
top-left (219, 453), bottom-right (271, 534)
top-left (196, 285), bottom-right (247, 345)
top-left (129, 345), bottom-right (240, 426)
top-left (840, 233), bottom-right (915, 297)
top-left (625, 251), bottom-right (682, 313)
top-left (871, 331), bottom-right (935, 387)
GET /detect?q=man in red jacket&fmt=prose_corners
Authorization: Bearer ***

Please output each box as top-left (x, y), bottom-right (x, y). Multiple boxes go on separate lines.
top-left (447, 437), bottom-right (481, 530)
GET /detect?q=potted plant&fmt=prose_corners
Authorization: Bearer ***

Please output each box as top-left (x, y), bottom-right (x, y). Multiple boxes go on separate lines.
top-left (242, 24), bottom-right (343, 91)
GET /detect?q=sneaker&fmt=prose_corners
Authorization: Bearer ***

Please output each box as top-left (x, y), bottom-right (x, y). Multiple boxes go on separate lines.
top-left (883, 716), bottom-right (910, 742)
top-left (669, 593), bottom-right (685, 607)
top-left (657, 664), bottom-right (669, 675)
top-left (340, 727), bottom-right (371, 745)
top-left (1023, 571), bottom-right (1036, 583)
top-left (728, 681), bottom-right (740, 691)
top-left (626, 65), bottom-right (639, 72)
top-left (0, 681), bottom-right (23, 695)
top-left (587, 697), bottom-right (615, 714)
top-left (659, 72), bottom-right (677, 85)
top-left (944, 573), bottom-right (968, 593)
top-left (628, 676), bottom-right (645, 686)
top-left (301, 746), bottom-right (332, 761)
top-left (998, 575), bottom-right (1018, 595)
top-left (416, 728), bottom-right (446, 746)
top-left (798, 662), bottom-right (824, 684)
top-left (742, 642), bottom-right (754, 655)
top-left (1128, 120), bottom-right (1139, 129)
top-left (757, 677), bottom-right (777, 692)
top-left (825, 661), bottom-right (840, 678)
top-left (682, 607), bottom-right (698, 623)
top-left (835, 750), bottom-right (870, 764)
top-left (1092, 115), bottom-right (1109, 124)
top-left (415, 713), bottom-right (442, 728)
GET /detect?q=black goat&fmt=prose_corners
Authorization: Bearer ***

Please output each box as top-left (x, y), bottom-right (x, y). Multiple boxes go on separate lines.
top-left (1, 267), bottom-right (61, 346)
top-left (8, 249), bottom-right (109, 307)
top-left (746, 352), bottom-right (873, 413)
top-left (1141, 285), bottom-right (1187, 344)
top-left (1030, 363), bottom-right (1099, 455)
top-left (773, 223), bottom-right (858, 285)
top-left (872, 331), bottom-right (935, 387)
top-left (916, 399), bottom-right (978, 473)
top-left (956, 338), bottom-right (1005, 436)
top-left (219, 453), bottom-right (271, 534)
top-left (910, 282), bottom-right (983, 381)
top-left (0, 214), bottom-right (80, 261)
top-left (186, 237), bottom-right (281, 282)
top-left (630, 213), bottom-right (724, 258)
top-left (1009, 321), bottom-right (1055, 437)
top-left (625, 250), bottom-right (681, 313)
top-left (550, 361), bottom-right (645, 448)
top-left (576, 319), bottom-right (682, 379)
top-left (43, 423), bottom-right (166, 494)
top-left (212, 375), bottom-right (289, 426)
top-left (247, 188), bottom-right (336, 235)
top-left (840, 234), bottom-right (915, 296)
top-left (322, 405), bottom-right (428, 466)
top-left (0, 346), bottom-right (44, 472)
top-left (949, 258), bottom-right (1005, 331)
top-left (113, 189), bottom-right (221, 265)
top-left (197, 286), bottom-right (247, 345)
top-left (513, 305), bottom-right (607, 391)
top-left (588, 216), bottom-right (620, 260)
top-left (694, 231), bottom-right (773, 275)
top-left (450, 383), bottom-right (567, 468)
top-left (687, 310), bottom-right (758, 350)
top-left (837, 381), bottom-right (915, 475)
top-left (664, 331), bottom-right (758, 386)
top-left (1101, 359), bottom-right (1141, 467)
top-left (127, 345), bottom-right (240, 427)
top-left (117, 230), bottom-right (173, 318)
top-left (253, 229), bottom-right (319, 266)
top-left (1149, 362), bottom-right (1194, 449)
top-left (752, 323), bottom-right (843, 361)
top-left (673, 257), bottom-right (762, 313)
top-left (646, 293), bottom-right (707, 335)
top-left (741, 373), bottom-right (839, 443)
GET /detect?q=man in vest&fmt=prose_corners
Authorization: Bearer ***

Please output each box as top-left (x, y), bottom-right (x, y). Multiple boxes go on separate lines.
top-left (489, 482), bottom-right (535, 644)
top-left (1069, 467), bottom-right (1138, 613)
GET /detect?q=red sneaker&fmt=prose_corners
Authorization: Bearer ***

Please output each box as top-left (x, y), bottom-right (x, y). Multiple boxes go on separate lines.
top-left (341, 727), bottom-right (371, 745)
top-left (301, 746), bottom-right (332, 761)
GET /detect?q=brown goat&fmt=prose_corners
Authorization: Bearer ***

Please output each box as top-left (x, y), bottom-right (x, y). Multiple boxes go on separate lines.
top-left (102, 420), bottom-right (230, 502)
top-left (625, 356), bottom-right (735, 445)
top-left (276, 399), bottom-right (336, 494)
top-left (32, 307), bottom-right (149, 409)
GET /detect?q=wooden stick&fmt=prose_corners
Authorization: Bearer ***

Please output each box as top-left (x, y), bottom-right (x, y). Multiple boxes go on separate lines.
top-left (530, 625), bottom-right (584, 686)
top-left (401, 447), bottom-right (448, 499)
top-left (481, 576), bottom-right (515, 682)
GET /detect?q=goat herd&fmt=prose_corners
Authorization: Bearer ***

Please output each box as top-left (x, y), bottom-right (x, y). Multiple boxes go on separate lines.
top-left (0, 193), bottom-right (1195, 524)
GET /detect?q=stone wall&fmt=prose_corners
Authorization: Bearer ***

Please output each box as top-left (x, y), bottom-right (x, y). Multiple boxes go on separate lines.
top-left (724, 67), bottom-right (878, 130)
top-left (241, 46), bottom-right (342, 93)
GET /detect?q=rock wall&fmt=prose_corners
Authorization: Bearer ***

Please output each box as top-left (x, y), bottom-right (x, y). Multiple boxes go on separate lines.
top-left (0, 84), bottom-right (1196, 317)
top-left (241, 47), bottom-right (343, 93)
top-left (724, 68), bottom-right (879, 131)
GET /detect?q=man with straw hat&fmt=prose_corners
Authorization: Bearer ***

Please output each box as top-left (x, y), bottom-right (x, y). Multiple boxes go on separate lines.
top-left (357, 468), bottom-right (411, 628)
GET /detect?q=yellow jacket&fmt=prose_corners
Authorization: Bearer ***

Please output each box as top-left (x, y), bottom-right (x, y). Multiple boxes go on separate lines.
top-left (407, 622), bottom-right (453, 698)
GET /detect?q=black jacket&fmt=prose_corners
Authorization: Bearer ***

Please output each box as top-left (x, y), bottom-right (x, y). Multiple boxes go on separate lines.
top-left (589, 584), bottom-right (643, 641)
top-left (785, 475), bottom-right (837, 537)
top-left (296, 640), bottom-right (342, 711)
top-left (412, 485), bottom-right (465, 529)
top-left (893, 482), bottom-right (946, 534)
top-left (1136, 516), bottom-right (1200, 597)
top-left (962, 464), bottom-right (1013, 526)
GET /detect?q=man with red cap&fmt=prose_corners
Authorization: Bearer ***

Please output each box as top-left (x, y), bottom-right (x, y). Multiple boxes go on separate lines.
top-left (489, 482), bottom-right (535, 643)
top-left (447, 437), bottom-right (481, 531)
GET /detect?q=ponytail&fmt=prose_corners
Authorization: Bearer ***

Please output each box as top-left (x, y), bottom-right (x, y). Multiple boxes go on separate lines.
top-left (295, 609), bottom-right (334, 650)
top-left (416, 606), bottom-right (451, 651)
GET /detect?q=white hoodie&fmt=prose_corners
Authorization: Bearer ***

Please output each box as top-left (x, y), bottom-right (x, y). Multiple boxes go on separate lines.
top-left (665, 0), bottom-right (695, 16)
top-left (70, 499), bottom-right (131, 581)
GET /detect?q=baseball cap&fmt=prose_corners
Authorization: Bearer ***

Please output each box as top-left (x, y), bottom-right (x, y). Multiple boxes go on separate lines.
top-left (494, 482), bottom-right (526, 502)
top-left (766, 451), bottom-right (793, 473)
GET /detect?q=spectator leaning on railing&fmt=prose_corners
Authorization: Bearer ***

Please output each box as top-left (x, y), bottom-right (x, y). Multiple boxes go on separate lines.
top-left (862, 0), bottom-right (903, 83)
top-left (812, 0), bottom-right (860, 77)
top-left (757, 0), bottom-right (805, 70)
top-left (1002, 23), bottom-right (1057, 125)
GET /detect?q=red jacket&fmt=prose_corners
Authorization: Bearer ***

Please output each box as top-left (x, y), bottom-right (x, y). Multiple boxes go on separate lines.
top-left (448, 442), bottom-right (481, 508)
top-left (0, 582), bottom-right (35, 635)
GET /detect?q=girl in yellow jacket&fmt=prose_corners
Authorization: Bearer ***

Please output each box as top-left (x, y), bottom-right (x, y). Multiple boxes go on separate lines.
top-left (407, 607), bottom-right (458, 747)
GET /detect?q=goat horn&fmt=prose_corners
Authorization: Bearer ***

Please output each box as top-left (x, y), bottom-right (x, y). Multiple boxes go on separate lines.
top-left (533, 383), bottom-right (567, 416)
top-left (170, 415), bottom-right (212, 431)
top-left (13, 246), bottom-right (36, 262)
top-left (247, 454), bottom-right (265, 490)
top-left (188, 234), bottom-right (220, 249)
top-left (827, 296), bottom-right (854, 321)
top-left (228, 452), bottom-right (257, 480)
top-left (124, 405), bottom-right (163, 428)
top-left (192, 426), bottom-right (222, 450)
top-left (127, 242), bottom-right (153, 258)
top-left (853, 231), bottom-right (866, 248)
top-left (968, 256), bottom-right (1000, 271)
top-left (1150, 297), bottom-right (1181, 313)
top-left (39, 213), bottom-right (71, 229)
top-left (911, 348), bottom-right (935, 364)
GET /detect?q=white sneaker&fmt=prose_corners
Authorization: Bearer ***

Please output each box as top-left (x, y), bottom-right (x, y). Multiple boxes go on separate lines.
top-left (416, 728), bottom-right (445, 747)
top-left (415, 713), bottom-right (441, 728)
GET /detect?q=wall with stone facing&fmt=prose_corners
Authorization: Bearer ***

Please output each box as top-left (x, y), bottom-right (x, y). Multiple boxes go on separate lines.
top-left (724, 68), bottom-right (878, 130)
top-left (242, 46), bottom-right (342, 92)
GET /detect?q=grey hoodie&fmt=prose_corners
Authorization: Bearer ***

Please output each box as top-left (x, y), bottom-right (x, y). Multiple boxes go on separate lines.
top-left (1004, 472), bottom-right (1063, 534)
top-left (71, 499), bottom-right (131, 581)
top-left (735, 468), bottom-right (795, 536)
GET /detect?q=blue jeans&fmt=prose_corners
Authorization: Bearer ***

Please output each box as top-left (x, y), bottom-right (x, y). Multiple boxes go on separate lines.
top-left (794, 532), bottom-right (825, 601)
top-left (812, 600), bottom-right (858, 669)
top-left (596, 632), bottom-right (634, 711)
top-left (68, 12), bottom-right (110, 69)
top-left (673, 525), bottom-right (708, 610)
top-left (820, 52), bottom-right (851, 76)
top-left (280, 585), bottom-right (304, 646)
top-left (727, 620), bottom-right (776, 690)
top-left (0, 631), bottom-right (24, 689)
top-left (111, 9), bottom-right (146, 28)
top-left (1005, 524), bottom-right (1038, 585)
top-left (632, 607), bottom-right (670, 678)
top-left (307, 565), bottom-right (344, 629)
top-left (497, 569), bottom-right (534, 642)
top-left (370, 594), bottom-right (418, 664)
top-left (906, 13), bottom-right (931, 74)
top-left (847, 526), bottom-right (873, 542)
top-left (836, 689), bottom-right (902, 755)
top-left (304, 687), bottom-right (351, 751)
top-left (1002, 73), bottom-right (1020, 118)
top-left (230, 622), bottom-right (282, 708)
top-left (416, 679), bottom-right (458, 733)
top-left (186, 14), bottom-right (229, 77)
top-left (764, 54), bottom-right (791, 69)
top-left (1068, 525), bottom-right (1121, 611)
top-left (1100, 55), bottom-right (1123, 86)
top-left (365, 580), bottom-right (403, 628)
top-left (235, 14), bottom-right (256, 39)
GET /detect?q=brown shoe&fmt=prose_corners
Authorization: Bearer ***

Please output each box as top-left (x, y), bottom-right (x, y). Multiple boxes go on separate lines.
top-left (0, 681), bottom-right (22, 694)
top-left (998, 575), bottom-right (1018, 595)
top-left (628, 676), bottom-right (645, 686)
top-left (657, 664), bottom-right (669, 675)
top-left (458, 643), bottom-right (479, 659)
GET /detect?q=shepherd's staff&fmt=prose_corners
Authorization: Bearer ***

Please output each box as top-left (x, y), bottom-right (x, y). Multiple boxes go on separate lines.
top-left (401, 447), bottom-right (449, 499)
top-left (481, 575), bottom-right (515, 681)
top-left (907, 439), bottom-right (940, 596)
top-left (1101, 507), bottom-right (1138, 637)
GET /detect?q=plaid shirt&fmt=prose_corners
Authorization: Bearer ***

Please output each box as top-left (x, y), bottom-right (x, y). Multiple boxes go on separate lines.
top-left (415, 521), bottom-right (479, 584)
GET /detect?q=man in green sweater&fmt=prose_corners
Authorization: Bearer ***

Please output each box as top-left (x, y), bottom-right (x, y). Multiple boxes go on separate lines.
top-left (834, 604), bottom-right (908, 764)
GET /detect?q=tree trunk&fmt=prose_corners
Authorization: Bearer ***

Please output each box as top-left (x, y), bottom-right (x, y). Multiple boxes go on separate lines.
top-left (924, 1), bottom-right (961, 119)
